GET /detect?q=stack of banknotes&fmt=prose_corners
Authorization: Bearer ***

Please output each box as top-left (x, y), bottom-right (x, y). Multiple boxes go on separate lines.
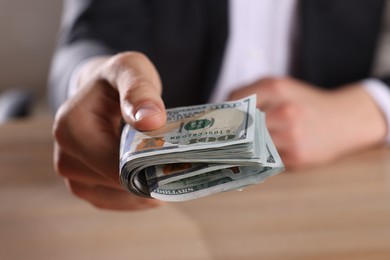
top-left (119, 95), bottom-right (285, 202)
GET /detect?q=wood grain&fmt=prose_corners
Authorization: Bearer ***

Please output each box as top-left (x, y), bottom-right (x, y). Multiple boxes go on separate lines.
top-left (1, 117), bottom-right (389, 260)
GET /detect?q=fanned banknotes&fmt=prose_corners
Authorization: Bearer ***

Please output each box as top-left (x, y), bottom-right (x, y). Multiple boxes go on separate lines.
top-left (119, 95), bottom-right (285, 202)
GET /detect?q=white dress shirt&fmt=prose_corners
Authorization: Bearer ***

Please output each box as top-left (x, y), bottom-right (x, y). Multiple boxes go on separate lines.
top-left (69, 0), bottom-right (390, 143)
top-left (210, 0), bottom-right (390, 143)
top-left (210, 0), bottom-right (297, 103)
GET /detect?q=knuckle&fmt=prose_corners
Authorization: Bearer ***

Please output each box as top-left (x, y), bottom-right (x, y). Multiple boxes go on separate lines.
top-left (52, 114), bottom-right (68, 149)
top-left (53, 153), bottom-right (69, 178)
top-left (278, 102), bottom-right (301, 123)
top-left (66, 181), bottom-right (88, 199)
top-left (52, 123), bottom-right (62, 145)
top-left (121, 80), bottom-right (155, 104)
top-left (264, 77), bottom-right (289, 96)
top-left (52, 107), bottom-right (64, 137)
top-left (109, 51), bottom-right (149, 71)
top-left (126, 77), bottom-right (150, 92)
top-left (107, 52), bottom-right (161, 99)
top-left (120, 51), bottom-right (149, 63)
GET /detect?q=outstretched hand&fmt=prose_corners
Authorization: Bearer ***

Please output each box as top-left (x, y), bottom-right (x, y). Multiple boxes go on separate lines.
top-left (53, 52), bottom-right (166, 210)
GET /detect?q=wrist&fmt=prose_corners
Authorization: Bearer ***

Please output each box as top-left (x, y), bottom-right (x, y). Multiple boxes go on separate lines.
top-left (360, 79), bottom-right (390, 144)
top-left (330, 84), bottom-right (387, 153)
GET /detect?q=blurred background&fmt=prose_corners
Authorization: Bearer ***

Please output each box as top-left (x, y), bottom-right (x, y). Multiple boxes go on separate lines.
top-left (0, 0), bottom-right (62, 117)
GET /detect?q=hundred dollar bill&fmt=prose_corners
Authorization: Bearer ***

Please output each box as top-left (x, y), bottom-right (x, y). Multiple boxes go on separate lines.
top-left (119, 95), bottom-right (284, 201)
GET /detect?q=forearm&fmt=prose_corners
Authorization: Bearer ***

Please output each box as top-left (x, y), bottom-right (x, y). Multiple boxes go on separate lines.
top-left (48, 0), bottom-right (119, 111)
top-left (328, 83), bottom-right (387, 155)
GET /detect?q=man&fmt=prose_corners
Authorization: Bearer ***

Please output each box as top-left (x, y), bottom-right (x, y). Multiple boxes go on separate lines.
top-left (50, 0), bottom-right (390, 210)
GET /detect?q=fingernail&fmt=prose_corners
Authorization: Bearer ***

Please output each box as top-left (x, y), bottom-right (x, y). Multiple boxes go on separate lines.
top-left (134, 103), bottom-right (161, 121)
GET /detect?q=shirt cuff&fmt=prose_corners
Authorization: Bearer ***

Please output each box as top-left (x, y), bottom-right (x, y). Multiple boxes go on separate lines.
top-left (67, 58), bottom-right (95, 98)
top-left (361, 78), bottom-right (390, 144)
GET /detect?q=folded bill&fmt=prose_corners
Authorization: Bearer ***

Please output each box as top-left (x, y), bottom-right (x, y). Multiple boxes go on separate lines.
top-left (119, 95), bottom-right (285, 202)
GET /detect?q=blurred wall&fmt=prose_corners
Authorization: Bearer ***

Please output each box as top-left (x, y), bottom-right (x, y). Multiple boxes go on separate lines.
top-left (0, 0), bottom-right (62, 110)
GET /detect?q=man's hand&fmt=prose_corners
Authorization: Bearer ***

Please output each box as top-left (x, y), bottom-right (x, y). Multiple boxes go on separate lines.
top-left (53, 52), bottom-right (166, 210)
top-left (229, 77), bottom-right (387, 169)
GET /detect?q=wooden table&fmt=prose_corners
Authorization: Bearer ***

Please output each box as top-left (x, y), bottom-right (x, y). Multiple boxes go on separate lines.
top-left (1, 117), bottom-right (390, 260)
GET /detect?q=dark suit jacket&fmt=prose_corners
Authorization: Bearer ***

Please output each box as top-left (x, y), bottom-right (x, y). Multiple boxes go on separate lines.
top-left (49, 0), bottom-right (388, 110)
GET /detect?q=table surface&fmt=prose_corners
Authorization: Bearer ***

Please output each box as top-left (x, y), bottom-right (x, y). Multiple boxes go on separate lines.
top-left (1, 117), bottom-right (390, 260)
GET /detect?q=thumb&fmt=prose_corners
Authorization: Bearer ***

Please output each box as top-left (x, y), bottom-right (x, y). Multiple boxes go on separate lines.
top-left (102, 52), bottom-right (166, 131)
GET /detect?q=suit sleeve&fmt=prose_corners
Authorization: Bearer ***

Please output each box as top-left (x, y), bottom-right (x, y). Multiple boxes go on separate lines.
top-left (48, 0), bottom-right (123, 111)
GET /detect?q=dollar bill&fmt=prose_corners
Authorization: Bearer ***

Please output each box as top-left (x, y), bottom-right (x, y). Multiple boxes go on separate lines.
top-left (119, 95), bottom-right (285, 201)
